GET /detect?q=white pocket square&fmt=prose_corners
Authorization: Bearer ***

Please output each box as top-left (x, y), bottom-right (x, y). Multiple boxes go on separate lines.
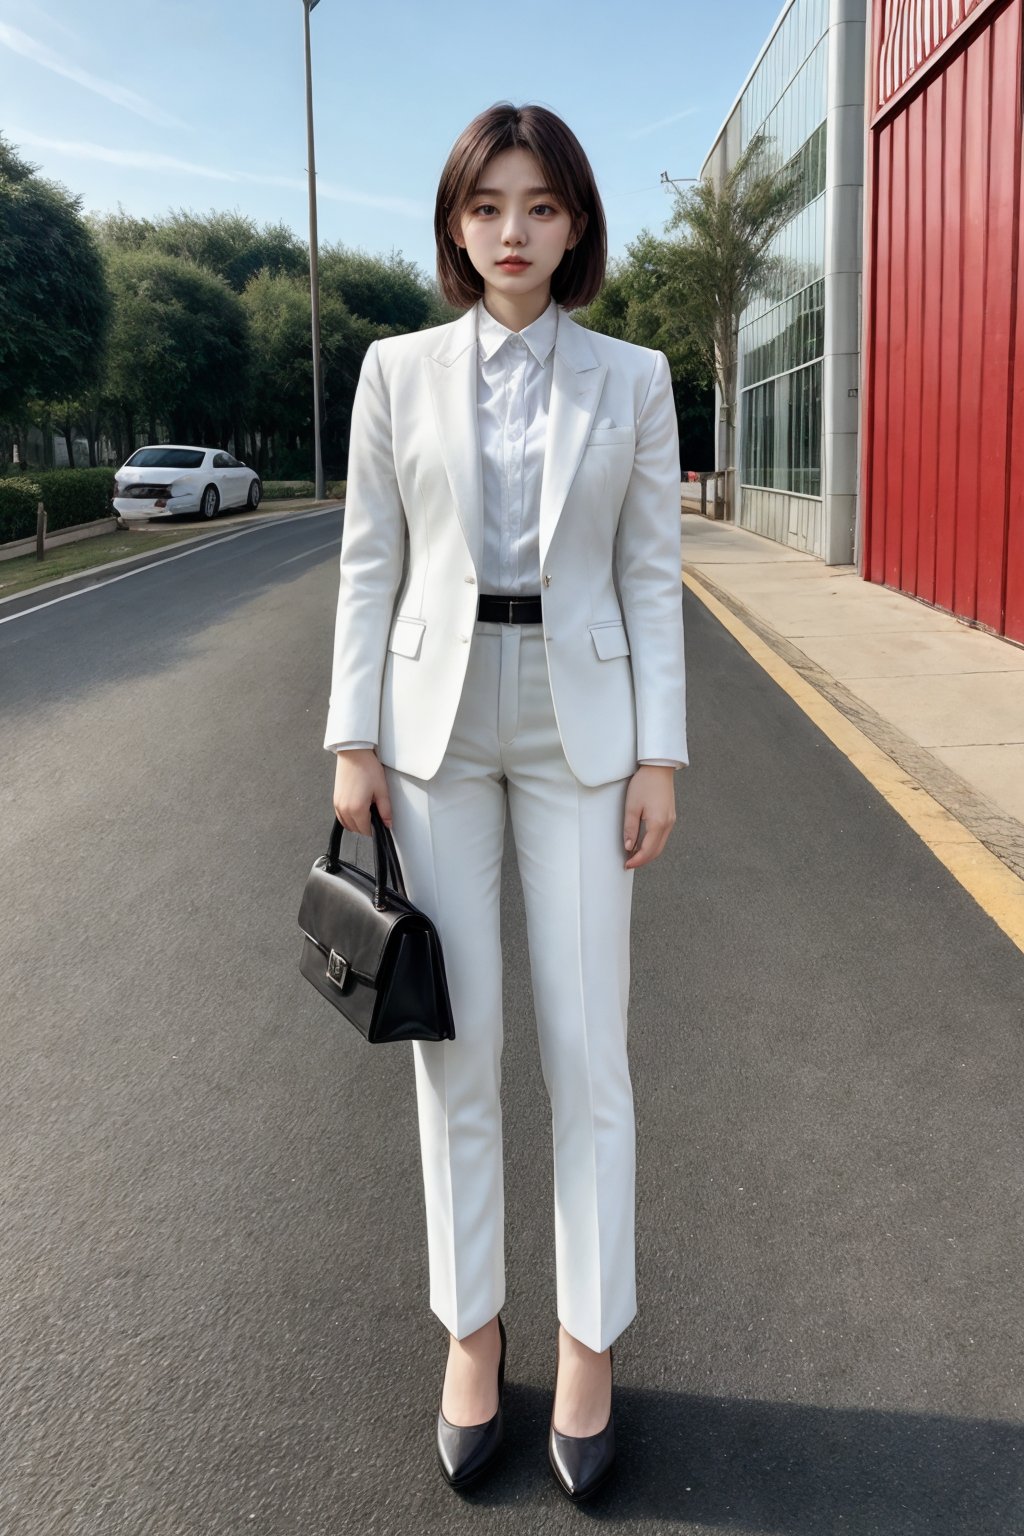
top-left (594, 417), bottom-right (617, 429)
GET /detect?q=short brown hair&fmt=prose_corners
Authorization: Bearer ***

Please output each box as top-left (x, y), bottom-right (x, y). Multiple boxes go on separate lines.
top-left (434, 102), bottom-right (607, 311)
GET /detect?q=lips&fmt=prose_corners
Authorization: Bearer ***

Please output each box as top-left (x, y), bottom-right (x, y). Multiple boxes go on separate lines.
top-left (498, 258), bottom-right (530, 267)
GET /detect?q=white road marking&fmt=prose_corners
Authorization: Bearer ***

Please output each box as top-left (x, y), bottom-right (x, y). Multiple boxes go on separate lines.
top-left (0, 507), bottom-right (341, 625)
top-left (274, 538), bottom-right (340, 567)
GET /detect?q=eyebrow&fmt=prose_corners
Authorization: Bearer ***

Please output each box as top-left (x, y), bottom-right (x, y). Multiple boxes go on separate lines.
top-left (470, 186), bottom-right (558, 197)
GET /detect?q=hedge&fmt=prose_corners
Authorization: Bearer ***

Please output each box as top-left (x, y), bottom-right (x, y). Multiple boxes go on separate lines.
top-left (262, 481), bottom-right (315, 500)
top-left (0, 468), bottom-right (116, 545)
top-left (0, 478), bottom-right (43, 544)
top-left (261, 479), bottom-right (347, 501)
top-left (34, 469), bottom-right (117, 531)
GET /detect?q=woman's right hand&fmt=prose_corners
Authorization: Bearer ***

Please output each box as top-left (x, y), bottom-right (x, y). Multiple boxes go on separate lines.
top-left (333, 748), bottom-right (394, 835)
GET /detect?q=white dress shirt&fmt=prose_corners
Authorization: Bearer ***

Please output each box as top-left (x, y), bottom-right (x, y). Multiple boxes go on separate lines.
top-left (475, 292), bottom-right (555, 596)
top-left (331, 294), bottom-right (682, 768)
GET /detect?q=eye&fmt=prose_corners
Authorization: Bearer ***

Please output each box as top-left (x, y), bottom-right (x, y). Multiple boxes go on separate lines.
top-left (532, 203), bottom-right (558, 215)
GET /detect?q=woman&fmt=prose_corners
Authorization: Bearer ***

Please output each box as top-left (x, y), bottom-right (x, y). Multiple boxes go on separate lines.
top-left (325, 101), bottom-right (688, 1501)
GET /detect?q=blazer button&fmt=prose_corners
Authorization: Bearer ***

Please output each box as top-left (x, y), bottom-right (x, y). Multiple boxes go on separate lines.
top-left (464, 574), bottom-right (476, 583)
top-left (543, 573), bottom-right (551, 586)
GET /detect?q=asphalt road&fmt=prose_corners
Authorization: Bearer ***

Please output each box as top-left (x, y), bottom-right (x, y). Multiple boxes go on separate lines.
top-left (1, 509), bottom-right (1022, 1535)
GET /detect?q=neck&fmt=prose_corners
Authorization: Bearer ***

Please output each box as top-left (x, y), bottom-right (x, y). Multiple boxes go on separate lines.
top-left (479, 287), bottom-right (552, 333)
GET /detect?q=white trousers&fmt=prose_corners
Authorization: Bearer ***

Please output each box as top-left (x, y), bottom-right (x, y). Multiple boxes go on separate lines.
top-left (382, 616), bottom-right (637, 1354)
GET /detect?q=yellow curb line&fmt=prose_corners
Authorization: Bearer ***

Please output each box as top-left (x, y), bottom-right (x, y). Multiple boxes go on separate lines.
top-left (683, 568), bottom-right (1024, 955)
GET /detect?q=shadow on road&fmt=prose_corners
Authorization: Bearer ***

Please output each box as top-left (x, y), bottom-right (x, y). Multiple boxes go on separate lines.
top-left (461, 1383), bottom-right (1022, 1531)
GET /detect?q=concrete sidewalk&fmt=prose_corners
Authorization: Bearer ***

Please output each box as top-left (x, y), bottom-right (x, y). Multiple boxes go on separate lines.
top-left (681, 512), bottom-right (1024, 883)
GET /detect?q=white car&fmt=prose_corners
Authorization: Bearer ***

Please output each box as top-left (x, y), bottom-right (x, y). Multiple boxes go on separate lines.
top-left (113, 445), bottom-right (262, 522)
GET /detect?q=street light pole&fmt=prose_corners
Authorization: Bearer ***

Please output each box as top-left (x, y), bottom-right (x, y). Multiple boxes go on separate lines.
top-left (302, 0), bottom-right (325, 500)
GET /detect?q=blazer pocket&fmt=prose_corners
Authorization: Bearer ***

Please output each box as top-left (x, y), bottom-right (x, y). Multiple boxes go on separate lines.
top-left (387, 615), bottom-right (426, 659)
top-left (586, 426), bottom-right (636, 446)
top-left (588, 620), bottom-right (631, 660)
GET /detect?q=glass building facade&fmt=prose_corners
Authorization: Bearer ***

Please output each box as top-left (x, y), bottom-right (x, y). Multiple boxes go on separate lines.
top-left (739, 0), bottom-right (828, 499)
top-left (702, 0), bottom-right (864, 563)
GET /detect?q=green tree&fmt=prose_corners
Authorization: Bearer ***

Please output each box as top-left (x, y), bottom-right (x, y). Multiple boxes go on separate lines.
top-left (94, 207), bottom-right (307, 293)
top-left (318, 299), bottom-right (380, 478)
top-left (151, 209), bottom-right (307, 292)
top-left (660, 130), bottom-right (806, 519)
top-left (0, 134), bottom-right (110, 424)
top-left (87, 206), bottom-right (157, 252)
top-left (576, 229), bottom-right (715, 473)
top-left (241, 271), bottom-right (315, 472)
top-left (318, 246), bottom-right (448, 333)
top-left (103, 249), bottom-right (249, 447)
top-left (242, 269), bottom-right (379, 478)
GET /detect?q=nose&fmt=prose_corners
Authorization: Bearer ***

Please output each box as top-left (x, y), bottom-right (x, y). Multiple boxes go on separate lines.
top-left (501, 212), bottom-right (527, 246)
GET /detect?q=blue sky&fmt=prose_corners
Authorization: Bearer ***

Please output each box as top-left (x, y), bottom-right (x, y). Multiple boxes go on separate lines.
top-left (1, 0), bottom-right (782, 281)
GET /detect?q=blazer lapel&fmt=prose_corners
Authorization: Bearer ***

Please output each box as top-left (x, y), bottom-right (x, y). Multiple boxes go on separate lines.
top-left (538, 308), bottom-right (607, 569)
top-left (422, 306), bottom-right (482, 567)
top-left (422, 301), bottom-right (608, 575)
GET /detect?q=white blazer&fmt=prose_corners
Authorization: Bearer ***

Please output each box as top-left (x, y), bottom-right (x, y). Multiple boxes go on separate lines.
top-left (323, 303), bottom-right (688, 786)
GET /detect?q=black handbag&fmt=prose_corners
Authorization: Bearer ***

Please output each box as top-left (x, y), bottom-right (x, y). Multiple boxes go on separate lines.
top-left (298, 802), bottom-right (456, 1043)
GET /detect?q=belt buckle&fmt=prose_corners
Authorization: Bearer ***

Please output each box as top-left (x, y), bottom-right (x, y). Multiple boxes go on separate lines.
top-left (507, 597), bottom-right (515, 624)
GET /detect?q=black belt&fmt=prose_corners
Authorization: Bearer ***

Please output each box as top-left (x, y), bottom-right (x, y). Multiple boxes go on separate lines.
top-left (477, 593), bottom-right (543, 623)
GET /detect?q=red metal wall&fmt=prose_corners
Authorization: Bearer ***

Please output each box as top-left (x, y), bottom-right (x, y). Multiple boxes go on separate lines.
top-left (863, 0), bottom-right (1024, 642)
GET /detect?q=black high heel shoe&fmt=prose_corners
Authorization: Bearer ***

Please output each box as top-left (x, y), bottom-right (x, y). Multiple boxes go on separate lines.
top-left (548, 1338), bottom-right (616, 1502)
top-left (436, 1313), bottom-right (507, 1490)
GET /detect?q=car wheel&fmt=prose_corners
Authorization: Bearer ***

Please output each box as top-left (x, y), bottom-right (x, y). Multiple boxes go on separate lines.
top-left (246, 478), bottom-right (262, 510)
top-left (201, 485), bottom-right (219, 520)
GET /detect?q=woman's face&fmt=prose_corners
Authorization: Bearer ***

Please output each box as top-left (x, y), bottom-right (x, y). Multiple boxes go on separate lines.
top-left (454, 146), bottom-right (583, 307)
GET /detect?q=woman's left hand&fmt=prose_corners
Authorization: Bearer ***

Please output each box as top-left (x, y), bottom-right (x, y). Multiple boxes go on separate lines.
top-left (622, 765), bottom-right (677, 869)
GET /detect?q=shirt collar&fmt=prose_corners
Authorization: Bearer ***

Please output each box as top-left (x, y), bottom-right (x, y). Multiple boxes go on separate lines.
top-left (475, 295), bottom-right (559, 364)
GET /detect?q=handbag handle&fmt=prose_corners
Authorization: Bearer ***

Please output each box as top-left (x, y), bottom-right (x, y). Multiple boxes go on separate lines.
top-left (325, 802), bottom-right (407, 909)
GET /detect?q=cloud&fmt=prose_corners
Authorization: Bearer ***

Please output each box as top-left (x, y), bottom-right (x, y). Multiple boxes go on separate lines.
top-left (246, 171), bottom-right (424, 217)
top-left (0, 21), bottom-right (188, 129)
top-left (9, 3), bottom-right (81, 48)
top-left (624, 107), bottom-right (702, 140)
top-left (11, 131), bottom-right (426, 217)
top-left (13, 132), bottom-right (237, 183)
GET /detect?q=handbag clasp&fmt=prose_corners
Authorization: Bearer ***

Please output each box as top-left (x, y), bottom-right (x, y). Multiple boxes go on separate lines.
top-left (327, 949), bottom-right (350, 989)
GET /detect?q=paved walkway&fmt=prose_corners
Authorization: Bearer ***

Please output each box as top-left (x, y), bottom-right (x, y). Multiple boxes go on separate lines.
top-left (681, 511), bottom-right (1024, 892)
